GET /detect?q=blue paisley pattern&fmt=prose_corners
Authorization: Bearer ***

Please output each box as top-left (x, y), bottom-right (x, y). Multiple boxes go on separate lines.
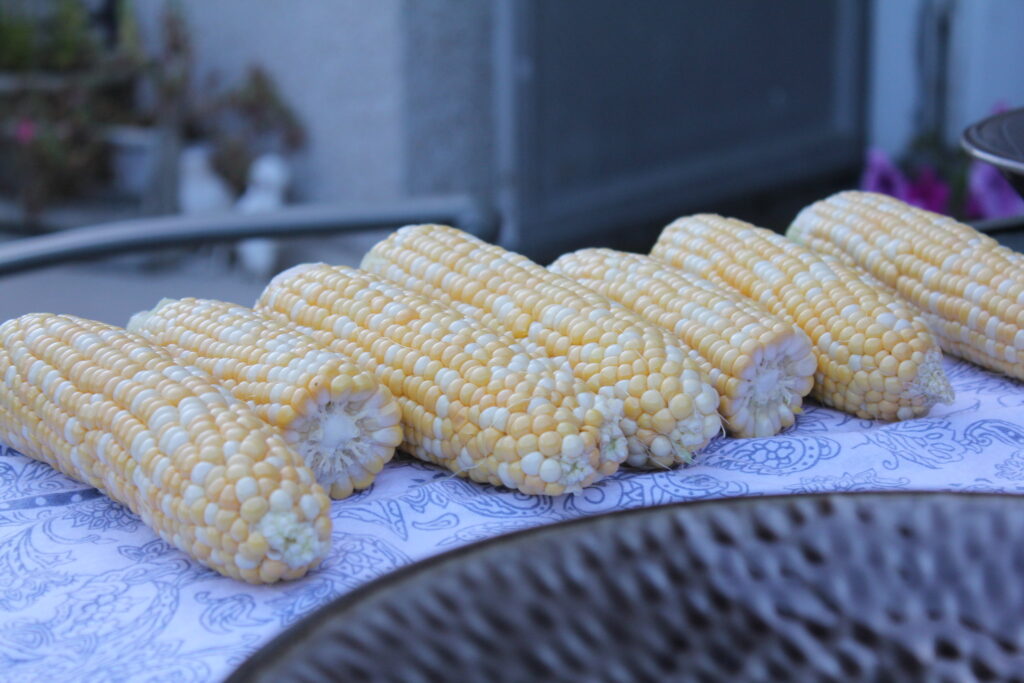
top-left (996, 451), bottom-right (1024, 481)
top-left (1, 355), bottom-right (1023, 680)
top-left (859, 417), bottom-right (963, 469)
top-left (786, 469), bottom-right (911, 494)
top-left (698, 435), bottom-right (840, 474)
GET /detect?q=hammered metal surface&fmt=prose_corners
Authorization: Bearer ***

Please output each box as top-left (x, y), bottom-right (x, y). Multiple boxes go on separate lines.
top-left (229, 494), bottom-right (1024, 682)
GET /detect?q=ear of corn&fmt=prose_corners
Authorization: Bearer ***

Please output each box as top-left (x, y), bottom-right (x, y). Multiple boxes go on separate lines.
top-left (256, 264), bottom-right (627, 495)
top-left (0, 313), bottom-right (331, 583)
top-left (789, 190), bottom-right (1024, 381)
top-left (550, 248), bottom-right (816, 437)
top-left (651, 215), bottom-right (954, 421)
top-left (360, 225), bottom-right (722, 469)
top-left (127, 297), bottom-right (403, 499)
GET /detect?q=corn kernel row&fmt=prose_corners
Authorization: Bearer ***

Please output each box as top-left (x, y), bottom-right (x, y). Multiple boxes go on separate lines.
top-left (0, 313), bottom-right (331, 583)
top-left (361, 225), bottom-right (722, 468)
top-left (257, 264), bottom-right (627, 495)
top-left (128, 297), bottom-right (404, 499)
top-left (652, 215), bottom-right (954, 420)
top-left (550, 248), bottom-right (817, 437)
top-left (790, 190), bottom-right (1024, 380)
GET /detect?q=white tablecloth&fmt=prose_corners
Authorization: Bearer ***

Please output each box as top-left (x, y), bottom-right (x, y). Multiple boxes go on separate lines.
top-left (3, 356), bottom-right (1024, 681)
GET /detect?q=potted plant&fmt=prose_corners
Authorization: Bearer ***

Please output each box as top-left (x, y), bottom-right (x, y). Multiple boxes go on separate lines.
top-left (189, 66), bottom-right (306, 197)
top-left (98, 0), bottom-right (158, 199)
top-left (0, 0), bottom-right (151, 227)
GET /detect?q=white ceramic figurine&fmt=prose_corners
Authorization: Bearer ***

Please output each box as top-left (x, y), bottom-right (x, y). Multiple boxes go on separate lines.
top-left (178, 145), bottom-right (233, 215)
top-left (236, 154), bottom-right (291, 279)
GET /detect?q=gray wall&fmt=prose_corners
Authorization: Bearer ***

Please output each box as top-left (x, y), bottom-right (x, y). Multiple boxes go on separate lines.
top-left (136, 1), bottom-right (1024, 211)
top-left (947, 0), bottom-right (1024, 139)
top-left (400, 2), bottom-right (495, 200)
top-left (137, 0), bottom-right (494, 203)
top-left (869, 0), bottom-right (1024, 155)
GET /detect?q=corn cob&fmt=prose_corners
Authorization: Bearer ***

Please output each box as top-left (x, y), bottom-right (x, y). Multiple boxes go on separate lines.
top-left (0, 313), bottom-right (331, 583)
top-left (361, 225), bottom-right (722, 468)
top-left (788, 190), bottom-right (1024, 381)
top-left (127, 298), bottom-right (403, 499)
top-left (256, 264), bottom-right (627, 495)
top-left (550, 248), bottom-right (817, 437)
top-left (651, 215), bottom-right (954, 420)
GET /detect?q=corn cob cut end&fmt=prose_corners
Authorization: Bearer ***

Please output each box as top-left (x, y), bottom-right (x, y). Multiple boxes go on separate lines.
top-left (129, 296), bottom-right (403, 500)
top-left (252, 498), bottom-right (329, 578)
top-left (362, 227), bottom-right (724, 470)
top-left (511, 389), bottom-right (628, 495)
top-left (723, 328), bottom-right (817, 437)
top-left (655, 214), bottom-right (957, 422)
top-left (257, 263), bottom-right (630, 496)
top-left (2, 313), bottom-right (332, 584)
top-left (590, 388), bottom-right (628, 473)
top-left (617, 363), bottom-right (722, 470)
top-left (284, 375), bottom-right (402, 499)
top-left (787, 205), bottom-right (957, 413)
top-left (550, 248), bottom-right (817, 439)
top-left (905, 346), bottom-right (955, 408)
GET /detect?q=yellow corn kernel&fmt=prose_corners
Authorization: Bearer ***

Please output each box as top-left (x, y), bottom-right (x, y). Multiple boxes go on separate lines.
top-left (361, 224), bottom-right (722, 468)
top-left (128, 297), bottom-right (403, 499)
top-left (550, 248), bottom-right (816, 437)
top-left (256, 264), bottom-right (627, 494)
top-left (652, 214), bottom-right (954, 421)
top-left (789, 190), bottom-right (1024, 381)
top-left (0, 313), bottom-right (330, 583)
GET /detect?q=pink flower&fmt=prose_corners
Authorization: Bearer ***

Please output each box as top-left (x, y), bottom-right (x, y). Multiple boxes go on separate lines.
top-left (860, 148), bottom-right (910, 200)
top-left (904, 165), bottom-right (950, 214)
top-left (967, 160), bottom-right (1024, 220)
top-left (860, 150), bottom-right (953, 215)
top-left (13, 118), bottom-right (36, 145)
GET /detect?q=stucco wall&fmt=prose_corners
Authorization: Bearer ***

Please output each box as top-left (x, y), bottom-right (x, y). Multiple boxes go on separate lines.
top-left (135, 0), bottom-right (496, 204)
top-left (136, 0), bottom-right (408, 202)
top-left (869, 0), bottom-right (1024, 155)
top-left (947, 0), bottom-right (1024, 138)
top-left (400, 2), bottom-right (495, 200)
top-left (135, 2), bottom-right (1022, 207)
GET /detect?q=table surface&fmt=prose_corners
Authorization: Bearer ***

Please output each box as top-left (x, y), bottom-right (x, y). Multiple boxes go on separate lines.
top-left (3, 355), bottom-right (1024, 682)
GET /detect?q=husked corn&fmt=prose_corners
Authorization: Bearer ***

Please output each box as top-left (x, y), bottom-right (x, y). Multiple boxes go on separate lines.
top-left (0, 313), bottom-right (331, 583)
top-left (652, 215), bottom-right (954, 420)
top-left (257, 264), bottom-right (627, 495)
top-left (128, 298), bottom-right (403, 499)
top-left (361, 225), bottom-right (722, 469)
top-left (789, 190), bottom-right (1024, 381)
top-left (550, 249), bottom-right (817, 437)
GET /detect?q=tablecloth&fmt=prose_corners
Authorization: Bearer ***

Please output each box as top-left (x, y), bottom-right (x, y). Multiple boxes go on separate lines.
top-left (3, 355), bottom-right (1024, 681)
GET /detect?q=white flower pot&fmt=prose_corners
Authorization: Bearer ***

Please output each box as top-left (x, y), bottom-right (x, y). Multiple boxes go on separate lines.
top-left (105, 125), bottom-right (159, 198)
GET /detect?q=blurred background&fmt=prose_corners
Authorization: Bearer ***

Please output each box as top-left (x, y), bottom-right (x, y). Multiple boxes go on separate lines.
top-left (1, 0), bottom-right (1022, 323)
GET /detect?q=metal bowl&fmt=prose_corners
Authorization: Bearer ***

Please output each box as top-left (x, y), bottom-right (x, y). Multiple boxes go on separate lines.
top-left (228, 493), bottom-right (1024, 682)
top-left (962, 106), bottom-right (1024, 201)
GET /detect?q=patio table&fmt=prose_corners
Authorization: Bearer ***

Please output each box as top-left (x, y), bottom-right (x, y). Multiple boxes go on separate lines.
top-left (3, 354), bottom-right (1024, 681)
